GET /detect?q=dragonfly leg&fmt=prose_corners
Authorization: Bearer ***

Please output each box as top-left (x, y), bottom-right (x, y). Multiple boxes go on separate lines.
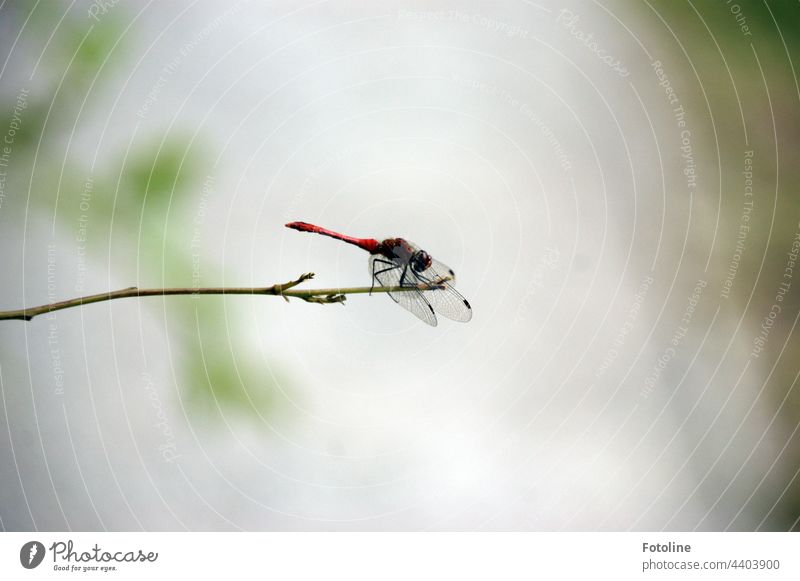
top-left (370, 259), bottom-right (396, 295)
top-left (398, 263), bottom-right (409, 286)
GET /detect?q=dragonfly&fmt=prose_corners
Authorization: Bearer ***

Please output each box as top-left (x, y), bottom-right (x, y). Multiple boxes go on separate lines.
top-left (286, 221), bottom-right (472, 326)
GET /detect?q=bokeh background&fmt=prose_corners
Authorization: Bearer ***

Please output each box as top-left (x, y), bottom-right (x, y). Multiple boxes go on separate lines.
top-left (1, 0), bottom-right (799, 531)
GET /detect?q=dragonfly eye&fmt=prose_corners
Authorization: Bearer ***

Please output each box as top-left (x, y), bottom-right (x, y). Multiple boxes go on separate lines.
top-left (410, 250), bottom-right (432, 273)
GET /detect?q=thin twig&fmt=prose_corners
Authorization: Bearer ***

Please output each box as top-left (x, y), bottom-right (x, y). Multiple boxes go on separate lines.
top-left (0, 272), bottom-right (442, 322)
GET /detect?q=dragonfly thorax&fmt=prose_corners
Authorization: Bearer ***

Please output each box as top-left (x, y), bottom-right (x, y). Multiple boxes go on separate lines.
top-left (379, 238), bottom-right (433, 273)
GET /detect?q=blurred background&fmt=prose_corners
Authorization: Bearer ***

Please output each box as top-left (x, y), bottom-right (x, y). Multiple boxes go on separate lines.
top-left (1, 0), bottom-right (799, 531)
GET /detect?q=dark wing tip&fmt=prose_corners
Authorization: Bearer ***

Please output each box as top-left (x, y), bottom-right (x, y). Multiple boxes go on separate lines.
top-left (427, 304), bottom-right (437, 326)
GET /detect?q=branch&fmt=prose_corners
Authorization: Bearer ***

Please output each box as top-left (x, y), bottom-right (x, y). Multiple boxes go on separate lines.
top-left (0, 273), bottom-right (444, 322)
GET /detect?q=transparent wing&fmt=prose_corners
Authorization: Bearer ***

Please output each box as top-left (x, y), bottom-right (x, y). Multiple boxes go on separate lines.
top-left (369, 255), bottom-right (437, 326)
top-left (409, 257), bottom-right (473, 323)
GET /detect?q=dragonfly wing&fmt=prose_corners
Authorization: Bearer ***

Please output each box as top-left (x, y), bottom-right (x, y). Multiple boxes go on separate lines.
top-left (369, 255), bottom-right (438, 326)
top-left (421, 280), bottom-right (472, 322)
top-left (429, 257), bottom-right (457, 284)
top-left (410, 258), bottom-right (473, 322)
top-left (389, 287), bottom-right (438, 327)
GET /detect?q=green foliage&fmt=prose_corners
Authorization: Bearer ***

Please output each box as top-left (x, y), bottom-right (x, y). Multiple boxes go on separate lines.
top-left (123, 134), bottom-right (206, 209)
top-left (185, 310), bottom-right (284, 416)
top-left (2, 3), bottom-right (288, 420)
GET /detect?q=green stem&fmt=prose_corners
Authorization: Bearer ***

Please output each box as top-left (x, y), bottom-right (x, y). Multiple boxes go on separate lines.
top-left (0, 273), bottom-right (437, 322)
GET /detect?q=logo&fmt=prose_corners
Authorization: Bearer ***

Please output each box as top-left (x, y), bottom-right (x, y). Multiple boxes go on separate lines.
top-left (20, 541), bottom-right (45, 569)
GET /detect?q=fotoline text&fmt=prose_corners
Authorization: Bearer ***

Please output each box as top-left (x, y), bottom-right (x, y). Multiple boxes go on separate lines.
top-left (643, 542), bottom-right (691, 553)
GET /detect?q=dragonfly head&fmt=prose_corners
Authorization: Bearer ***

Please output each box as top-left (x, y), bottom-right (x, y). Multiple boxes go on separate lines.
top-left (410, 249), bottom-right (432, 273)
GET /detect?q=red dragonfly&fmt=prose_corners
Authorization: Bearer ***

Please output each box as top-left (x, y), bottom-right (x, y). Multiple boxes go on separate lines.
top-left (286, 221), bottom-right (472, 326)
